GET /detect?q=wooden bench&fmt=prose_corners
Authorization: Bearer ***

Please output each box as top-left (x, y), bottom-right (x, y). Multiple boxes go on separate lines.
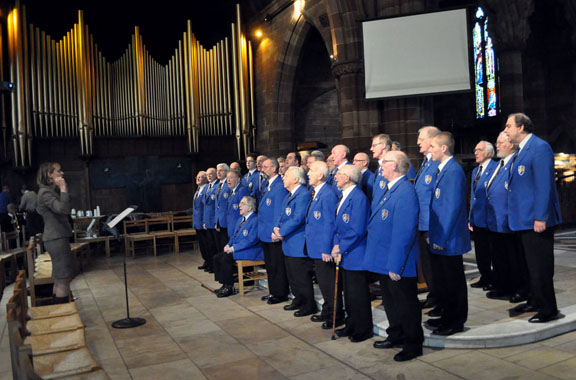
top-left (236, 260), bottom-right (267, 295)
top-left (124, 219), bottom-right (157, 256)
top-left (0, 229), bottom-right (26, 284)
top-left (74, 217), bottom-right (114, 257)
top-left (172, 215), bottom-right (197, 253)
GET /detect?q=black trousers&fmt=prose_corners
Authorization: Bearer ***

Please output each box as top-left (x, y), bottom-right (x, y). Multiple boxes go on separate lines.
top-left (213, 251), bottom-right (235, 286)
top-left (518, 228), bottom-right (558, 316)
top-left (342, 269), bottom-right (373, 338)
top-left (214, 228), bottom-right (229, 252)
top-left (203, 229), bottom-right (217, 269)
top-left (379, 274), bottom-right (423, 353)
top-left (285, 256), bottom-right (316, 312)
top-left (489, 230), bottom-right (529, 295)
top-left (313, 258), bottom-right (344, 320)
top-left (429, 253), bottom-right (468, 328)
top-left (418, 231), bottom-right (437, 303)
top-left (262, 242), bottom-right (289, 297)
top-left (196, 229), bottom-right (210, 264)
top-left (472, 226), bottom-right (493, 285)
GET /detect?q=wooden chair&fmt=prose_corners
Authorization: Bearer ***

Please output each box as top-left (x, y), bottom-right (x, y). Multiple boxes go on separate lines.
top-left (147, 216), bottom-right (176, 253)
top-left (27, 237), bottom-right (54, 306)
top-left (123, 219), bottom-right (156, 256)
top-left (172, 215), bottom-right (197, 253)
top-left (235, 260), bottom-right (267, 295)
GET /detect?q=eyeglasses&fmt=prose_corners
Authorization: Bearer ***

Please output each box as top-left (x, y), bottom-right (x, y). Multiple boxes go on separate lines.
top-left (353, 159), bottom-right (366, 162)
top-left (371, 142), bottom-right (383, 148)
top-left (381, 159), bottom-right (396, 164)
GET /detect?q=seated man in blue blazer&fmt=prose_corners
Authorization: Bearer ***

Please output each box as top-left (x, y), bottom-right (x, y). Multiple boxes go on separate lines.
top-left (427, 132), bottom-right (471, 336)
top-left (272, 167), bottom-right (315, 316)
top-left (331, 164), bottom-right (372, 343)
top-left (364, 151), bottom-right (423, 362)
top-left (213, 196), bottom-right (264, 298)
top-left (505, 113), bottom-right (561, 323)
top-left (305, 160), bottom-right (343, 329)
top-left (225, 171), bottom-right (250, 238)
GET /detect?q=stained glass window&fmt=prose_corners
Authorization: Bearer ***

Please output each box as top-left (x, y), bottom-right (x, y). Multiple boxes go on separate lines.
top-left (473, 7), bottom-right (499, 119)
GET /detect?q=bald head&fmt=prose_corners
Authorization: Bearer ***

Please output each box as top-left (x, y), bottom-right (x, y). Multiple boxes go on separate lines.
top-left (353, 152), bottom-right (370, 170)
top-left (331, 145), bottom-right (350, 166)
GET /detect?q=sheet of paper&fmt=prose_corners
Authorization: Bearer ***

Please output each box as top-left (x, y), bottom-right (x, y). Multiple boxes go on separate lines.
top-left (107, 206), bottom-right (137, 228)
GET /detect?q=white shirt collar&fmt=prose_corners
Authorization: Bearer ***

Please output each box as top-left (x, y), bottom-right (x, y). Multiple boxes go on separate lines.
top-left (519, 133), bottom-right (533, 151)
top-left (290, 184), bottom-right (301, 196)
top-left (231, 185), bottom-right (239, 193)
top-left (502, 152), bottom-right (515, 165)
top-left (198, 184), bottom-right (207, 193)
top-left (337, 185), bottom-right (356, 213)
top-left (426, 152), bottom-right (432, 160)
top-left (267, 175), bottom-right (278, 188)
top-left (387, 175), bottom-right (405, 190)
top-left (438, 156), bottom-right (453, 172)
top-left (243, 211), bottom-right (254, 220)
top-left (249, 169), bottom-right (257, 175)
top-left (313, 182), bottom-right (326, 198)
top-left (361, 168), bottom-right (368, 174)
top-left (337, 162), bottom-right (348, 170)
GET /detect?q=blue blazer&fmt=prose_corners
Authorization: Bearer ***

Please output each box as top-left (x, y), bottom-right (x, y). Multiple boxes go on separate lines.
top-left (334, 186), bottom-right (369, 271)
top-left (364, 177), bottom-right (420, 277)
top-left (360, 170), bottom-right (374, 201)
top-left (507, 135), bottom-right (561, 231)
top-left (304, 183), bottom-right (338, 259)
top-left (258, 177), bottom-right (289, 242)
top-left (486, 159), bottom-right (512, 233)
top-left (243, 170), bottom-right (261, 200)
top-left (328, 161), bottom-right (352, 187)
top-left (226, 184), bottom-right (250, 238)
top-left (229, 214), bottom-right (264, 261)
top-left (202, 181), bottom-right (219, 228)
top-left (215, 181), bottom-right (231, 228)
top-left (276, 185), bottom-right (311, 258)
top-left (407, 163), bottom-right (416, 180)
top-left (192, 185), bottom-right (206, 229)
top-left (371, 168), bottom-right (389, 210)
top-left (414, 157), bottom-right (439, 231)
top-left (469, 159), bottom-right (498, 228)
top-left (429, 158), bottom-right (471, 256)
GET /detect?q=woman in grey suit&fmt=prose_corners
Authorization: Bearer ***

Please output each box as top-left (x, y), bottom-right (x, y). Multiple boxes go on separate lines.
top-left (36, 162), bottom-right (73, 304)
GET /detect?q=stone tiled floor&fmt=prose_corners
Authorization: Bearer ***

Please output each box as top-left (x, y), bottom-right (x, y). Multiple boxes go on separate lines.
top-left (1, 248), bottom-right (576, 379)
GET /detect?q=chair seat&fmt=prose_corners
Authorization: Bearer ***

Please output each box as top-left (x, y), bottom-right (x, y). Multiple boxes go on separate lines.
top-left (236, 260), bottom-right (267, 295)
top-left (58, 368), bottom-right (111, 380)
top-left (27, 313), bottom-right (84, 335)
top-left (29, 302), bottom-right (79, 320)
top-left (126, 233), bottom-right (155, 241)
top-left (33, 347), bottom-right (99, 379)
top-left (24, 327), bottom-right (86, 355)
top-left (174, 229), bottom-right (196, 235)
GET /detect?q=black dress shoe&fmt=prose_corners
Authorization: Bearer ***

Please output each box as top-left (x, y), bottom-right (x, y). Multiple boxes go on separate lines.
top-left (425, 318), bottom-right (443, 328)
top-left (420, 299), bottom-right (436, 309)
top-left (310, 314), bottom-right (326, 323)
top-left (482, 284), bottom-right (494, 291)
top-left (349, 333), bottom-right (373, 343)
top-left (198, 264), bottom-right (207, 270)
top-left (335, 327), bottom-right (350, 337)
top-left (509, 293), bottom-right (527, 303)
top-left (486, 290), bottom-right (510, 300)
top-left (261, 294), bottom-right (272, 301)
top-left (322, 319), bottom-right (345, 330)
top-left (528, 313), bottom-right (559, 323)
top-left (294, 309), bottom-right (316, 317)
top-left (283, 303), bottom-right (301, 311)
top-left (394, 350), bottom-right (422, 362)
top-left (267, 295), bottom-right (289, 304)
top-left (216, 286), bottom-right (236, 298)
top-left (470, 281), bottom-right (486, 288)
top-left (513, 303), bottom-right (539, 313)
top-left (432, 326), bottom-right (464, 336)
top-left (373, 339), bottom-right (402, 349)
top-left (427, 306), bottom-right (443, 317)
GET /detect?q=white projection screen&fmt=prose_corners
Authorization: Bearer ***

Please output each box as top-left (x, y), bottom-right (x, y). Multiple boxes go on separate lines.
top-left (362, 9), bottom-right (471, 99)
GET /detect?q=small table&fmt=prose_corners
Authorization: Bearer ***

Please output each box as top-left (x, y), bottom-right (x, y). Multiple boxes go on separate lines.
top-left (75, 236), bottom-right (113, 257)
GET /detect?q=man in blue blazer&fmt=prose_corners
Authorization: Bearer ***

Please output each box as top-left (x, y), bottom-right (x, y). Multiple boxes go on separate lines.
top-left (485, 132), bottom-right (529, 302)
top-left (469, 141), bottom-right (498, 290)
top-left (505, 113), bottom-right (561, 323)
top-left (365, 151), bottom-right (423, 361)
top-left (225, 171), bottom-right (250, 238)
top-left (305, 161), bottom-right (343, 329)
top-left (327, 145), bottom-right (352, 187)
top-left (214, 163), bottom-right (231, 252)
top-left (370, 134), bottom-right (392, 206)
top-left (192, 171), bottom-right (210, 270)
top-left (273, 167), bottom-right (315, 316)
top-left (213, 196), bottom-right (264, 298)
top-left (202, 167), bottom-right (219, 273)
top-left (331, 165), bottom-right (372, 343)
top-left (427, 132), bottom-right (471, 336)
top-left (414, 126), bottom-right (441, 310)
top-left (353, 152), bottom-right (374, 201)
top-left (258, 158), bottom-right (290, 304)
top-left (243, 153), bottom-right (261, 199)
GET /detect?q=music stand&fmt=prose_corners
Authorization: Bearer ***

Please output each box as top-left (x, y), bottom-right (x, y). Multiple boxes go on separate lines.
top-left (107, 206), bottom-right (147, 329)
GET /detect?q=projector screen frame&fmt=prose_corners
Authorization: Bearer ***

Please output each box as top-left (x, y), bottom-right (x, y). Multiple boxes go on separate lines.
top-left (359, 6), bottom-right (476, 101)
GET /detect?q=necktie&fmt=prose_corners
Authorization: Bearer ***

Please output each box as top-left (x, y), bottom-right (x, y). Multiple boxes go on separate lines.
top-left (234, 217), bottom-right (246, 237)
top-left (473, 166), bottom-right (483, 191)
top-left (487, 160), bottom-right (504, 190)
top-left (415, 157), bottom-right (428, 182)
top-left (193, 189), bottom-right (199, 202)
top-left (217, 182), bottom-right (223, 198)
top-left (306, 189), bottom-right (316, 217)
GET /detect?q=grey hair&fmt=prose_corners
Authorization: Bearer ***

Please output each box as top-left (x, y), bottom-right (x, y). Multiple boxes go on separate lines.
top-left (394, 152), bottom-right (410, 174)
top-left (242, 196), bottom-right (257, 212)
top-left (418, 126), bottom-right (441, 139)
top-left (310, 150), bottom-right (325, 161)
top-left (480, 141), bottom-right (495, 157)
top-left (216, 163), bottom-right (230, 171)
top-left (339, 164), bottom-right (362, 184)
top-left (287, 166), bottom-right (307, 185)
top-left (266, 157), bottom-right (279, 171)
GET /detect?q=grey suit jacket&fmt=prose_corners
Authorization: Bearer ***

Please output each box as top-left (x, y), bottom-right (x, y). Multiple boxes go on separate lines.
top-left (36, 185), bottom-right (72, 241)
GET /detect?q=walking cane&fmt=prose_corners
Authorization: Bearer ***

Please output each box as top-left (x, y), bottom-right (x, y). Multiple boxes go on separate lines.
top-left (331, 254), bottom-right (341, 340)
